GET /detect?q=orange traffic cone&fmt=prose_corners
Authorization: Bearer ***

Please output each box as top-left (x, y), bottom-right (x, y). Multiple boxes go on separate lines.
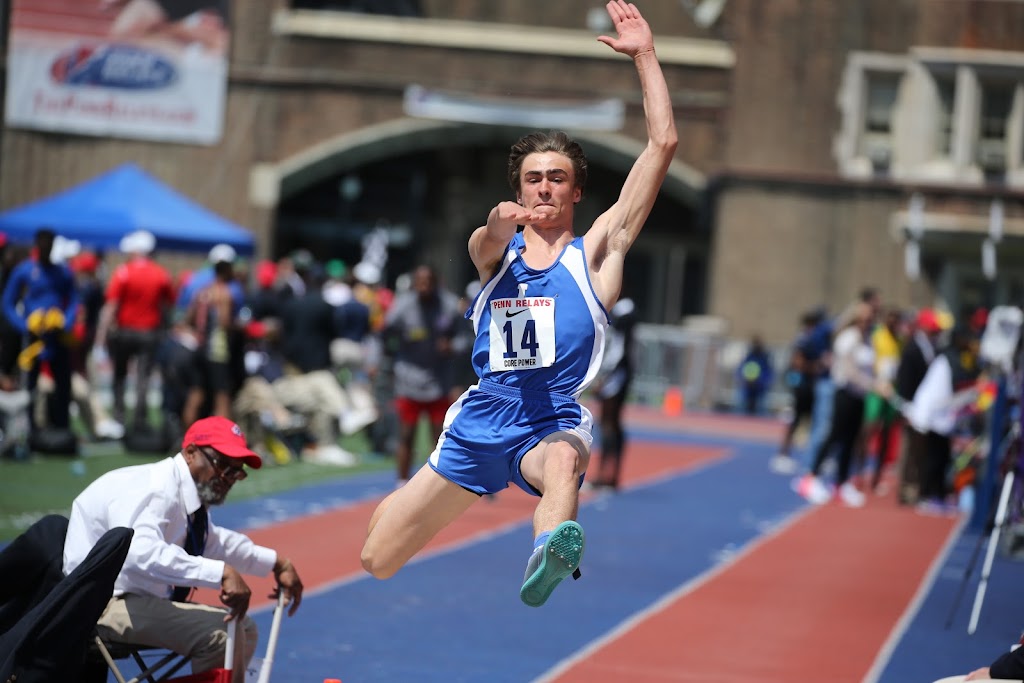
top-left (662, 386), bottom-right (684, 417)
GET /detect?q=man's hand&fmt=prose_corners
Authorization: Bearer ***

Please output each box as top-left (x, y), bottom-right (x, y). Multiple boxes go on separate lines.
top-left (964, 667), bottom-right (991, 680)
top-left (272, 557), bottom-right (304, 617)
top-left (597, 1), bottom-right (655, 58)
top-left (490, 202), bottom-right (546, 230)
top-left (219, 565), bottom-right (252, 621)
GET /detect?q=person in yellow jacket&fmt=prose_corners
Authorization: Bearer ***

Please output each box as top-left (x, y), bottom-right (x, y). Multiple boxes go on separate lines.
top-left (861, 308), bottom-right (906, 493)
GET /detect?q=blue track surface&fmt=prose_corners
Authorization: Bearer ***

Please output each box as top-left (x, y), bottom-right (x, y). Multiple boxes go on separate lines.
top-left (85, 425), bottom-right (1024, 682)
top-left (246, 442), bottom-right (806, 682)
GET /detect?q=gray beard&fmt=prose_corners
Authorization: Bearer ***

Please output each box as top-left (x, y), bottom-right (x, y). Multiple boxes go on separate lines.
top-left (196, 481), bottom-right (226, 506)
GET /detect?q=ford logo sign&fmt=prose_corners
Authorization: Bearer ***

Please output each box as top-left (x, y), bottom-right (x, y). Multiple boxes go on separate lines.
top-left (50, 44), bottom-right (177, 90)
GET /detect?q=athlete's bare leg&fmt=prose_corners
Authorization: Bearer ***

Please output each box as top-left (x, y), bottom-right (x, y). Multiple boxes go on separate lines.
top-left (361, 465), bottom-right (479, 579)
top-left (518, 434), bottom-right (590, 606)
top-left (520, 434), bottom-right (590, 535)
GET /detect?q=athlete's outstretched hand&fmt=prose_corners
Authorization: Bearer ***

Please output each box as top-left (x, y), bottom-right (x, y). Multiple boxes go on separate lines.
top-left (597, 1), bottom-right (654, 58)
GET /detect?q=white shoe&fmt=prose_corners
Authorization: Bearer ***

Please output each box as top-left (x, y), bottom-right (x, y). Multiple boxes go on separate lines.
top-left (794, 474), bottom-right (832, 505)
top-left (304, 444), bottom-right (358, 467)
top-left (0, 389), bottom-right (31, 414)
top-left (95, 418), bottom-right (125, 440)
top-left (339, 409), bottom-right (378, 436)
top-left (838, 481), bottom-right (866, 508)
top-left (769, 454), bottom-right (798, 475)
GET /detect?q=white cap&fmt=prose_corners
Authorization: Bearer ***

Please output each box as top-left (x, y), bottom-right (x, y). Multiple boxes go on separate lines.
top-left (208, 243), bottom-right (237, 265)
top-left (353, 261), bottom-right (381, 286)
top-left (611, 298), bottom-right (635, 317)
top-left (119, 230), bottom-right (156, 255)
top-left (51, 236), bottom-right (81, 264)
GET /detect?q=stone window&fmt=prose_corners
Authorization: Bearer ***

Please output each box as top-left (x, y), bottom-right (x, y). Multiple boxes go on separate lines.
top-left (837, 48), bottom-right (1024, 187)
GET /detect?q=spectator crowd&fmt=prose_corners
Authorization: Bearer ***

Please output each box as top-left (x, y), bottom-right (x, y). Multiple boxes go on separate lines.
top-left (1, 225), bottom-right (1012, 515)
top-left (0, 226), bottom-right (473, 485)
top-left (771, 286), bottom-right (998, 513)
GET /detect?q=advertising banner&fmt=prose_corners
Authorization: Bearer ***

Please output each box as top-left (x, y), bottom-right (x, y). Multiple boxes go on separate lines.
top-left (403, 85), bottom-right (625, 132)
top-left (5, 0), bottom-right (230, 145)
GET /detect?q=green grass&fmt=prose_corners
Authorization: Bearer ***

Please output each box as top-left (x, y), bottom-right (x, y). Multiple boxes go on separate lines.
top-left (0, 430), bottom-right (402, 542)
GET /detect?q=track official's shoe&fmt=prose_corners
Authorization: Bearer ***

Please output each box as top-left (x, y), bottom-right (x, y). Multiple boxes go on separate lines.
top-left (520, 521), bottom-right (585, 608)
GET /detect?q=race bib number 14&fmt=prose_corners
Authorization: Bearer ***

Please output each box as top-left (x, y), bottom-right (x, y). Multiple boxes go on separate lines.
top-left (488, 297), bottom-right (556, 371)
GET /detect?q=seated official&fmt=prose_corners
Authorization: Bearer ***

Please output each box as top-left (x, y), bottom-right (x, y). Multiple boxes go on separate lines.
top-left (62, 416), bottom-right (303, 683)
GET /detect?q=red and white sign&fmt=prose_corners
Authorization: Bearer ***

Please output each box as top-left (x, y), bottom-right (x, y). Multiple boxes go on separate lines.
top-left (5, 0), bottom-right (230, 145)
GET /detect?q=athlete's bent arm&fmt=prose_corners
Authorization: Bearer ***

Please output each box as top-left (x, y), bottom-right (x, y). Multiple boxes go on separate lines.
top-left (469, 202), bottom-right (545, 282)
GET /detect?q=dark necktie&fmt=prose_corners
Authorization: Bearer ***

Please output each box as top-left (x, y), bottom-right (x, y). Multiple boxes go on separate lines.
top-left (171, 506), bottom-right (208, 602)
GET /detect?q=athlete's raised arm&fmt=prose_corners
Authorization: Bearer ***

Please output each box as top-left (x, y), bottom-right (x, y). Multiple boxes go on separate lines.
top-left (586, 0), bottom-right (678, 306)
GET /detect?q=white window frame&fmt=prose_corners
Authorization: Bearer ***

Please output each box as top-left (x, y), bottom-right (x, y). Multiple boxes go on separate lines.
top-left (838, 48), bottom-right (1024, 188)
top-left (834, 52), bottom-right (908, 179)
top-left (911, 47), bottom-right (1024, 186)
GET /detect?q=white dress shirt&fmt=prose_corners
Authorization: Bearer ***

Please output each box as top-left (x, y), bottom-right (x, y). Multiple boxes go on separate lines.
top-left (63, 453), bottom-right (277, 598)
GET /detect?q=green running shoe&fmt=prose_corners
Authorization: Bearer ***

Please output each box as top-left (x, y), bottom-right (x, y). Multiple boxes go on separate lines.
top-left (520, 521), bottom-right (585, 607)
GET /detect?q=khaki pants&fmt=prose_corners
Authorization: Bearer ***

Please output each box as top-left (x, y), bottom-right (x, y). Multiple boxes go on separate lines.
top-left (96, 594), bottom-right (258, 674)
top-left (36, 371), bottom-right (113, 434)
top-left (233, 376), bottom-right (293, 428)
top-left (273, 370), bottom-right (349, 445)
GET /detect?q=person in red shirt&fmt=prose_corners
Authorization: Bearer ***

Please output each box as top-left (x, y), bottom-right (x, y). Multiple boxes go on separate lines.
top-left (94, 230), bottom-right (174, 431)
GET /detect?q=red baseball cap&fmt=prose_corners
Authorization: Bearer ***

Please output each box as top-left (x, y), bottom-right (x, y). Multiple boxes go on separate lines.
top-left (916, 308), bottom-right (954, 334)
top-left (70, 251), bottom-right (99, 274)
top-left (182, 416), bottom-right (262, 469)
top-left (255, 260), bottom-right (277, 289)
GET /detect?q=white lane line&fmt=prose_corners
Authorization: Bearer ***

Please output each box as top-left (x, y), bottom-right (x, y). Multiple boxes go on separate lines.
top-left (862, 514), bottom-right (969, 683)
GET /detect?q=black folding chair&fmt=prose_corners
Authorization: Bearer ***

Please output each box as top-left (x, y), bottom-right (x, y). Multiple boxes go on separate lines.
top-left (0, 514), bottom-right (132, 683)
top-left (91, 638), bottom-right (192, 683)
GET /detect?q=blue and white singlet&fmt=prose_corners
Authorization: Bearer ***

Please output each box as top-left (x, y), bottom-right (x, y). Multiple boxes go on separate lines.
top-left (427, 232), bottom-right (610, 495)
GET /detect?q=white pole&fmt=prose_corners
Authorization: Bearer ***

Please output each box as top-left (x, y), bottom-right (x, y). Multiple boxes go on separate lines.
top-left (225, 618), bottom-right (237, 671)
top-left (905, 193), bottom-right (925, 280)
top-left (257, 593), bottom-right (287, 683)
top-left (968, 470), bottom-right (1015, 634)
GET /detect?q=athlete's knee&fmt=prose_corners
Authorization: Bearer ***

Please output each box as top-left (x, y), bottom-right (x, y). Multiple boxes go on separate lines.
top-left (544, 441), bottom-right (584, 479)
top-left (360, 542), bottom-right (400, 579)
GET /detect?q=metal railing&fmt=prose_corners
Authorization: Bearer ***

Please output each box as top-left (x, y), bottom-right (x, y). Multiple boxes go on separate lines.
top-left (630, 323), bottom-right (792, 414)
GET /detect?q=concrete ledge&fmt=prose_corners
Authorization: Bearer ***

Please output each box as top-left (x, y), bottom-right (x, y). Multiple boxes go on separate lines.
top-left (272, 9), bottom-right (735, 68)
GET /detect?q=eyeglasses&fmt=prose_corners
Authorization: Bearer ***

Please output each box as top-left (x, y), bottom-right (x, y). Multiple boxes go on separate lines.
top-left (198, 446), bottom-right (247, 482)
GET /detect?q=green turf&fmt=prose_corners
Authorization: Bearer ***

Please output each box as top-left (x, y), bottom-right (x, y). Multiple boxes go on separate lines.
top-left (0, 429), bottom-right (406, 542)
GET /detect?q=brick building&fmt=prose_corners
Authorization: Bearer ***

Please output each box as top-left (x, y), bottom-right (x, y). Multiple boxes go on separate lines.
top-left (1, 0), bottom-right (1023, 343)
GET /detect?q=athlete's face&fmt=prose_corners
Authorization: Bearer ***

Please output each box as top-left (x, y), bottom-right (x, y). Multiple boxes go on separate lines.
top-left (517, 152), bottom-right (581, 226)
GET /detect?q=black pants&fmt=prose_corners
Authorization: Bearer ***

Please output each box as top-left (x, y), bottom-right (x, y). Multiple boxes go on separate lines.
top-left (109, 329), bottom-right (161, 427)
top-left (597, 388), bottom-right (629, 488)
top-left (779, 381), bottom-right (815, 455)
top-left (811, 387), bottom-right (865, 486)
top-left (26, 340), bottom-right (71, 431)
top-left (920, 430), bottom-right (952, 502)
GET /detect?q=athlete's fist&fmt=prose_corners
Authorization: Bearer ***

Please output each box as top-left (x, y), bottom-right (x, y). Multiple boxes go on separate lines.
top-left (491, 201), bottom-right (546, 227)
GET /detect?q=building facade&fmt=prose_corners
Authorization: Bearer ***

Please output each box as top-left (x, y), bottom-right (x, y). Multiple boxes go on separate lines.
top-left (1, 0), bottom-right (1023, 342)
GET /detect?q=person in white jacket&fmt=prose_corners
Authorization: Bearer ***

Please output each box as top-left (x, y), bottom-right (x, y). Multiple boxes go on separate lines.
top-left (905, 326), bottom-right (982, 512)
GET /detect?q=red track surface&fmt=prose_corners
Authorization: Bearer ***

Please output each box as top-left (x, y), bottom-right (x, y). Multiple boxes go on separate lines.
top-left (548, 499), bottom-right (956, 682)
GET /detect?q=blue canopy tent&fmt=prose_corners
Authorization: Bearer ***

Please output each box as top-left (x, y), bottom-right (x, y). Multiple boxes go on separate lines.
top-left (0, 164), bottom-right (255, 255)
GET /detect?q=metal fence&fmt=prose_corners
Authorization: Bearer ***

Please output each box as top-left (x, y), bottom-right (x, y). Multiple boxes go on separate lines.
top-left (630, 323), bottom-right (792, 415)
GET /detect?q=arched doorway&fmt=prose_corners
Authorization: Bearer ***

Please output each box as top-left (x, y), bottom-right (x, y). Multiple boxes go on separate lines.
top-left (264, 119), bottom-right (708, 323)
